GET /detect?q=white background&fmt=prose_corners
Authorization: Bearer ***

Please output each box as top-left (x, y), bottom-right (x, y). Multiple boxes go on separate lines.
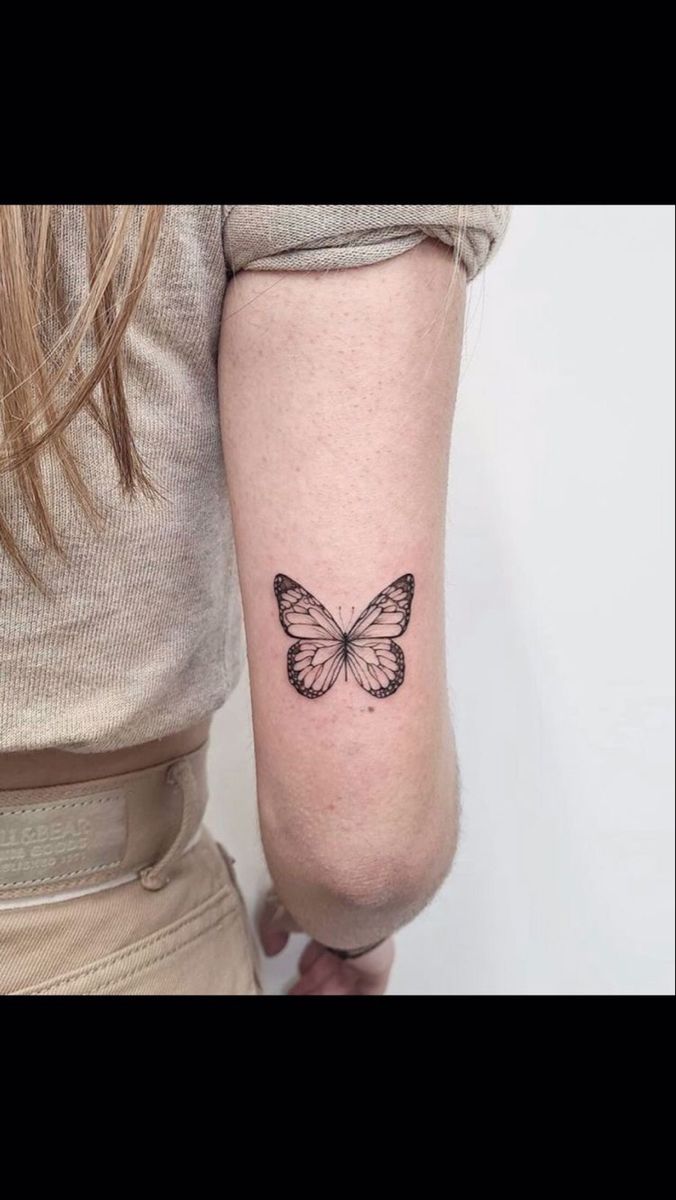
top-left (206, 205), bottom-right (675, 996)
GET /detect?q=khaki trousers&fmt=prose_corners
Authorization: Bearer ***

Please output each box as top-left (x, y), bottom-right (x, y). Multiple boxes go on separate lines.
top-left (0, 741), bottom-right (264, 996)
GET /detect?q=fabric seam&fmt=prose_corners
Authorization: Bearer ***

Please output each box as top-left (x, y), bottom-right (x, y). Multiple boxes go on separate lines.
top-left (84, 911), bottom-right (229, 995)
top-left (0, 859), bottom-right (124, 890)
top-left (16, 882), bottom-right (236, 995)
top-left (0, 796), bottom-right (121, 819)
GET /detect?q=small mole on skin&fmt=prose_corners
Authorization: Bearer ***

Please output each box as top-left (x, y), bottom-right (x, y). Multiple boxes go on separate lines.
top-left (368, 706), bottom-right (375, 713)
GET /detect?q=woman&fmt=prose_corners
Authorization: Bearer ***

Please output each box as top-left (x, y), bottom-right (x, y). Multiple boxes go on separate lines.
top-left (0, 205), bottom-right (509, 995)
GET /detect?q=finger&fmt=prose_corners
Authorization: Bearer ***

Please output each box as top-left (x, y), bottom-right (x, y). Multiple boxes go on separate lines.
top-left (298, 939), bottom-right (326, 973)
top-left (257, 895), bottom-right (290, 956)
top-left (354, 973), bottom-right (390, 996)
top-left (292, 980), bottom-right (355, 996)
top-left (314, 981), bottom-right (354, 995)
top-left (259, 924), bottom-right (290, 957)
top-left (288, 952), bottom-right (336, 995)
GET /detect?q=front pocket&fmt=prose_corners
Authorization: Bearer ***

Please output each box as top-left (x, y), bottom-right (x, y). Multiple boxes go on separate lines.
top-left (12, 883), bottom-right (239, 995)
top-left (4, 829), bottom-right (262, 996)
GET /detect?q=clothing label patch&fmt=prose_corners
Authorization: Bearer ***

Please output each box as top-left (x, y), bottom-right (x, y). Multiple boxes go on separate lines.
top-left (0, 791), bottom-right (128, 888)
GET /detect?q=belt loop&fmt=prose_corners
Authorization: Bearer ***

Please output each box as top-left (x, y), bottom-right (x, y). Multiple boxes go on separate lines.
top-left (139, 758), bottom-right (201, 892)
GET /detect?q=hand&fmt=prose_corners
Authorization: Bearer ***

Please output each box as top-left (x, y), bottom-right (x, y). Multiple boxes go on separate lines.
top-left (287, 936), bottom-right (395, 996)
top-left (258, 888), bottom-right (395, 995)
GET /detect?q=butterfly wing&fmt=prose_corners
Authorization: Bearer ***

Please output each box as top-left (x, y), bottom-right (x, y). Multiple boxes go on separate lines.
top-left (274, 574), bottom-right (344, 641)
top-left (347, 574), bottom-right (414, 641)
top-left (274, 574), bottom-right (345, 698)
top-left (274, 573), bottom-right (414, 700)
top-left (287, 639), bottom-right (345, 699)
top-left (345, 574), bottom-right (414, 698)
top-left (346, 639), bottom-right (405, 698)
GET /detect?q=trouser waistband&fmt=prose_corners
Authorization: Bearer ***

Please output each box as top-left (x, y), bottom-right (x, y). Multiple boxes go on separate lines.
top-left (0, 741), bottom-right (209, 902)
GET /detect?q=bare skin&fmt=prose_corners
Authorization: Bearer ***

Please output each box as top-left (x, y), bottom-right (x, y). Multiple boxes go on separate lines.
top-left (0, 719), bottom-right (211, 788)
top-left (219, 239), bottom-right (466, 964)
top-left (259, 890), bottom-right (396, 995)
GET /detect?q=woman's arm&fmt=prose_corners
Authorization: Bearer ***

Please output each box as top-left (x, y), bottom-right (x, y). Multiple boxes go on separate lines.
top-left (218, 238), bottom-right (465, 949)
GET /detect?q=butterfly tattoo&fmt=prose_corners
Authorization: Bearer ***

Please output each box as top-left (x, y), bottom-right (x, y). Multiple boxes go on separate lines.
top-left (273, 573), bottom-right (415, 700)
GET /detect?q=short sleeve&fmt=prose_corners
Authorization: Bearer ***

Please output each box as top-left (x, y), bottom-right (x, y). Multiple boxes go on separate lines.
top-left (223, 205), bottom-right (511, 282)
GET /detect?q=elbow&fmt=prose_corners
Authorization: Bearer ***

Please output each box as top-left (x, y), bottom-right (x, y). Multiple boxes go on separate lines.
top-left (318, 815), bottom-right (458, 919)
top-left (271, 780), bottom-right (460, 943)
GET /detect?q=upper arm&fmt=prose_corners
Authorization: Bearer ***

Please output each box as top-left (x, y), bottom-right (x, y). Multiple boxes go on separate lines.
top-left (217, 239), bottom-right (465, 907)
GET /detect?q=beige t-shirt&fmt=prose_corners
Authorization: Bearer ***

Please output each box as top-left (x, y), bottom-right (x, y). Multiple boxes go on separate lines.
top-left (0, 205), bottom-right (510, 753)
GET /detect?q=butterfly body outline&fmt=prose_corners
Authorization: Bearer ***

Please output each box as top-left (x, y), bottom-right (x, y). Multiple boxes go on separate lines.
top-left (273, 573), bottom-right (414, 699)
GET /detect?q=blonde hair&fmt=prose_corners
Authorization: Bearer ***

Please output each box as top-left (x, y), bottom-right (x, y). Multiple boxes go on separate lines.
top-left (0, 204), bottom-right (165, 584)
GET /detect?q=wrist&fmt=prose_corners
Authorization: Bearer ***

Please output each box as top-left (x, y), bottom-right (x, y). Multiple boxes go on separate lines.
top-left (320, 937), bottom-right (389, 960)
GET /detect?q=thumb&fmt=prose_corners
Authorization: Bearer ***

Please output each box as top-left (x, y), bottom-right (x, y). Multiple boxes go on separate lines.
top-left (258, 888), bottom-right (302, 956)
